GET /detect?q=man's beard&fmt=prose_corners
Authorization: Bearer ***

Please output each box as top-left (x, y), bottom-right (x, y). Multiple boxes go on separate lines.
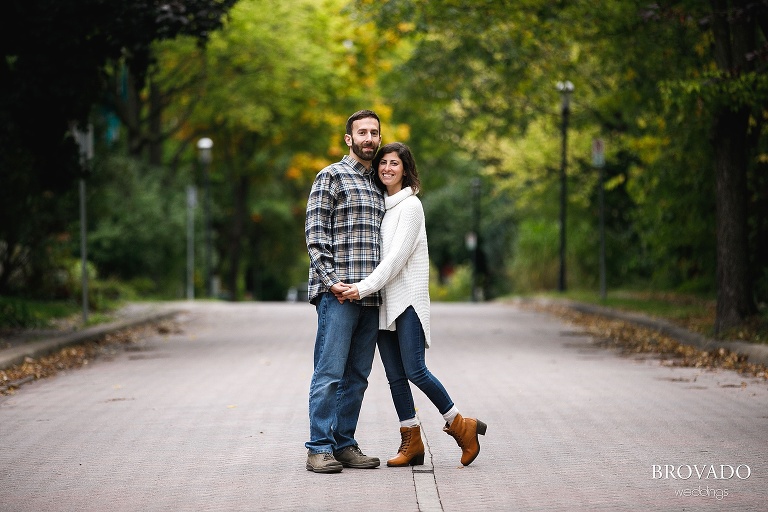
top-left (351, 141), bottom-right (377, 162)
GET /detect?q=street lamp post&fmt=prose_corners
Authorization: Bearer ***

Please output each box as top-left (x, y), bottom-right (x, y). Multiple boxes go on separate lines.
top-left (465, 177), bottom-right (481, 302)
top-left (471, 177), bottom-right (481, 301)
top-left (197, 137), bottom-right (213, 298)
top-left (186, 185), bottom-right (197, 301)
top-left (556, 80), bottom-right (574, 292)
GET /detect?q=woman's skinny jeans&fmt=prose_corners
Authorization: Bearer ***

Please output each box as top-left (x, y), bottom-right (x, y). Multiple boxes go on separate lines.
top-left (377, 306), bottom-right (454, 421)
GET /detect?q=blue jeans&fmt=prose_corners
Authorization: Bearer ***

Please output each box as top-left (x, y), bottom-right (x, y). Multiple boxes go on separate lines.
top-left (377, 306), bottom-right (454, 421)
top-left (306, 293), bottom-right (379, 454)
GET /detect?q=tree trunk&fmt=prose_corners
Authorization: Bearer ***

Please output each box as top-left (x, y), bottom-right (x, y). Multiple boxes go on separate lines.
top-left (709, 0), bottom-right (758, 333)
top-left (713, 106), bottom-right (756, 333)
top-left (148, 78), bottom-right (163, 166)
top-left (123, 68), bottom-right (143, 158)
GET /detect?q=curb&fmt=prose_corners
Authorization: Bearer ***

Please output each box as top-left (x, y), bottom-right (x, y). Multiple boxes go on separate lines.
top-left (529, 298), bottom-right (768, 366)
top-left (0, 308), bottom-right (182, 370)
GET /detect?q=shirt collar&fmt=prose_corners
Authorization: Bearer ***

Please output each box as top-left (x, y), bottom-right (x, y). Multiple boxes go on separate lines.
top-left (342, 155), bottom-right (373, 175)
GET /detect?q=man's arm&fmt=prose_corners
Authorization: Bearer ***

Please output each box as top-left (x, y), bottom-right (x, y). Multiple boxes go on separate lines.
top-left (306, 170), bottom-right (339, 289)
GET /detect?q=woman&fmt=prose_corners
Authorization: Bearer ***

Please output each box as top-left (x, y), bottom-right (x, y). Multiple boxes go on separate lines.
top-left (342, 142), bottom-right (487, 467)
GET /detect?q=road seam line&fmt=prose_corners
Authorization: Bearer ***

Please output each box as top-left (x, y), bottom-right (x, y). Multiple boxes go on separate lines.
top-left (412, 414), bottom-right (443, 511)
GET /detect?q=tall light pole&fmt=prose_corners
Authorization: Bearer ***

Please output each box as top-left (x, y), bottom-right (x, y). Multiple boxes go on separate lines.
top-left (197, 137), bottom-right (213, 298)
top-left (471, 177), bottom-right (481, 301)
top-left (186, 185), bottom-right (197, 301)
top-left (465, 178), bottom-right (481, 302)
top-left (556, 81), bottom-right (574, 292)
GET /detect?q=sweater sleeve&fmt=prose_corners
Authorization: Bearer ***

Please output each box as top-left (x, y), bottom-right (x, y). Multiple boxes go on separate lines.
top-left (355, 199), bottom-right (423, 299)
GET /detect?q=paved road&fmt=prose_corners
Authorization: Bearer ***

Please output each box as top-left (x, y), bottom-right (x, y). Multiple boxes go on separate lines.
top-left (1, 302), bottom-right (766, 511)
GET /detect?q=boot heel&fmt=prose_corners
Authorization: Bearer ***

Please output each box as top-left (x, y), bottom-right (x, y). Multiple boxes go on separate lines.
top-left (476, 420), bottom-right (487, 436)
top-left (410, 453), bottom-right (425, 466)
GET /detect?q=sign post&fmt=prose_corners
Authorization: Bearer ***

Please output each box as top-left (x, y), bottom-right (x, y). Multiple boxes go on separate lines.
top-left (73, 124), bottom-right (94, 324)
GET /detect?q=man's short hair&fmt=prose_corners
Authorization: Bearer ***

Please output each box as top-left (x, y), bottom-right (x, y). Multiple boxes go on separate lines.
top-left (346, 110), bottom-right (380, 135)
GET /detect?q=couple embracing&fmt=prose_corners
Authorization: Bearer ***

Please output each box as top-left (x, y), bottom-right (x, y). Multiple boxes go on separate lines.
top-left (304, 110), bottom-right (486, 474)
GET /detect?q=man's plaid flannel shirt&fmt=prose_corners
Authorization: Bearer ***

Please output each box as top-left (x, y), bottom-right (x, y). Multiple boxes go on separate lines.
top-left (305, 155), bottom-right (385, 306)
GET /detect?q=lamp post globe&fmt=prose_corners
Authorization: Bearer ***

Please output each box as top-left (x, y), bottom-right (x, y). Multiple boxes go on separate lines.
top-left (197, 137), bottom-right (214, 298)
top-left (197, 137), bottom-right (213, 164)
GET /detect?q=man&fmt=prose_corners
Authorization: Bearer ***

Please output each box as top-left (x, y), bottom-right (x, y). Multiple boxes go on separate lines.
top-left (304, 110), bottom-right (385, 473)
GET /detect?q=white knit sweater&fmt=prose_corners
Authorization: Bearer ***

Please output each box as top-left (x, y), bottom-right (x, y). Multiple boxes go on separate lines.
top-left (355, 187), bottom-right (431, 347)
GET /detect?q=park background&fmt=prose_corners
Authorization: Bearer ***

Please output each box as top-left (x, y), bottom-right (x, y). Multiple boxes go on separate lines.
top-left (1, 0), bottom-right (766, 343)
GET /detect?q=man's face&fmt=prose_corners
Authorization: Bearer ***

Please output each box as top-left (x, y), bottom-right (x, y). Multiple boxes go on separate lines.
top-left (345, 117), bottom-right (381, 163)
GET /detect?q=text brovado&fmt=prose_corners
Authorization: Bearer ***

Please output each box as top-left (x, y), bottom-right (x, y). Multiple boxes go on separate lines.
top-left (652, 464), bottom-right (751, 480)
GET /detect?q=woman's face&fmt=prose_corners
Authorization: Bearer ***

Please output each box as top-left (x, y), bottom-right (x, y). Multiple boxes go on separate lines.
top-left (378, 151), bottom-right (404, 194)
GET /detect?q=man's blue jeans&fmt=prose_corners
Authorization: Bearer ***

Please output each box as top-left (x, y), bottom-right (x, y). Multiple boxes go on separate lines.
top-left (306, 293), bottom-right (379, 454)
top-left (377, 306), bottom-right (454, 422)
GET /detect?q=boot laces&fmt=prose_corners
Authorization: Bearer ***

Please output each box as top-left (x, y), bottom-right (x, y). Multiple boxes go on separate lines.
top-left (445, 428), bottom-right (466, 448)
top-left (398, 431), bottom-right (412, 453)
top-left (348, 445), bottom-right (367, 457)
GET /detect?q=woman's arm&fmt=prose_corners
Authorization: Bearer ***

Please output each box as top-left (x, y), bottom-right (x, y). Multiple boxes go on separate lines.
top-left (344, 198), bottom-right (423, 300)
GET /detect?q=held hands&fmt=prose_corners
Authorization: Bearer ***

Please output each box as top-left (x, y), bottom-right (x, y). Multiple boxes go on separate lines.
top-left (330, 282), bottom-right (361, 303)
top-left (330, 282), bottom-right (349, 303)
top-left (341, 284), bottom-right (361, 301)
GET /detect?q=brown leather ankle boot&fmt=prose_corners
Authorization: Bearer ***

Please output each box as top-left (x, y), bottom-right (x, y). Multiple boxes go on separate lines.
top-left (443, 413), bottom-right (487, 466)
top-left (387, 426), bottom-right (425, 467)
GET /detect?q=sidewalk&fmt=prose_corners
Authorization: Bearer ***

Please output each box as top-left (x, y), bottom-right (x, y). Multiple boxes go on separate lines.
top-left (530, 297), bottom-right (768, 366)
top-left (1, 301), bottom-right (766, 511)
top-left (0, 302), bottom-right (184, 371)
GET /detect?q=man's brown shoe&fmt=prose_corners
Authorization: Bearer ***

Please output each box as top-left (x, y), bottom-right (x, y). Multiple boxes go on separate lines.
top-left (333, 445), bottom-right (380, 469)
top-left (306, 451), bottom-right (343, 473)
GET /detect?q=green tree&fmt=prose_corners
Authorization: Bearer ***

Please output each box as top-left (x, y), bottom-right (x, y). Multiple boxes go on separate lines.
top-left (86, 156), bottom-right (188, 294)
top-left (155, 0), bottom-right (396, 299)
top-left (676, 0), bottom-right (765, 331)
top-left (354, 1), bottom-right (600, 297)
top-left (0, 0), bottom-right (237, 295)
top-left (355, 0), bottom-right (767, 330)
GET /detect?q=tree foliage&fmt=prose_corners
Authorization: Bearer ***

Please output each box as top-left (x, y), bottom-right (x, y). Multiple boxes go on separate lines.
top-left (2, 0), bottom-right (767, 334)
top-left (86, 156), bottom-right (189, 292)
top-left (146, 0), bottom-right (397, 299)
top-left (0, 0), bottom-right (236, 294)
top-left (354, 0), bottom-right (768, 327)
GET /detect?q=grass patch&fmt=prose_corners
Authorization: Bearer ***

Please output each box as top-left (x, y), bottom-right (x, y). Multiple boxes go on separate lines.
top-left (0, 297), bottom-right (83, 329)
top-left (0, 297), bottom-right (121, 330)
top-left (549, 289), bottom-right (713, 320)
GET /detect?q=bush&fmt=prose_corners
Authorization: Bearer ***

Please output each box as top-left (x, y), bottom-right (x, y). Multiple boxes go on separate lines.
top-left (0, 297), bottom-right (79, 329)
top-left (84, 155), bottom-right (189, 297)
top-left (0, 299), bottom-right (37, 328)
top-left (87, 278), bottom-right (135, 311)
top-left (429, 264), bottom-right (472, 301)
top-left (507, 219), bottom-right (560, 292)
